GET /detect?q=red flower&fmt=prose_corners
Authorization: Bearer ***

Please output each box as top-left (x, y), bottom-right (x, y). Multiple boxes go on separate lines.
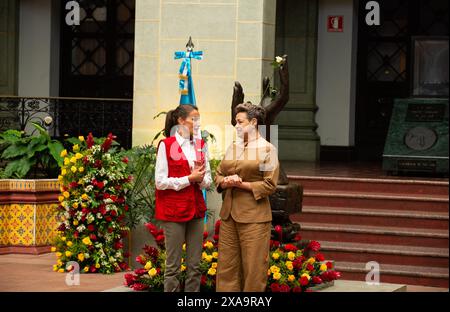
top-left (294, 233), bottom-right (302, 242)
top-left (299, 276), bottom-right (309, 286)
top-left (89, 234), bottom-right (97, 241)
top-left (108, 227), bottom-right (114, 233)
top-left (134, 268), bottom-right (147, 276)
top-left (326, 261), bottom-right (333, 270)
top-left (110, 195), bottom-right (118, 202)
top-left (292, 286), bottom-right (302, 293)
top-left (306, 264), bottom-right (314, 271)
top-left (122, 157), bottom-right (129, 164)
top-left (315, 253), bottom-right (325, 262)
top-left (214, 220), bottom-right (221, 234)
top-left (132, 283), bottom-right (148, 291)
top-left (135, 255), bottom-right (146, 265)
top-left (293, 258), bottom-right (303, 270)
top-left (90, 265), bottom-right (97, 273)
top-left (124, 273), bottom-right (137, 286)
top-left (200, 275), bottom-right (207, 286)
top-left (101, 133), bottom-right (116, 153)
top-left (283, 244), bottom-right (298, 252)
top-left (117, 197), bottom-right (125, 204)
top-left (156, 235), bottom-right (165, 245)
top-left (119, 262), bottom-right (129, 270)
top-left (105, 216), bottom-right (112, 222)
top-left (69, 182), bottom-right (78, 189)
top-left (94, 160), bottom-right (102, 169)
top-left (110, 210), bottom-right (117, 217)
top-left (143, 245), bottom-right (159, 259)
top-left (307, 240), bottom-right (321, 252)
top-left (270, 240), bottom-right (280, 249)
top-left (73, 231), bottom-right (79, 239)
top-left (83, 156), bottom-right (90, 165)
top-left (270, 283), bottom-right (280, 292)
top-left (87, 224), bottom-right (95, 232)
top-left (97, 181), bottom-right (104, 189)
top-left (203, 231), bottom-right (209, 240)
top-left (312, 276), bottom-right (323, 285)
top-left (213, 234), bottom-right (219, 242)
top-left (86, 133), bottom-right (95, 149)
top-left (274, 225), bottom-right (283, 242)
top-left (124, 205), bottom-right (129, 212)
top-left (279, 284), bottom-right (291, 292)
top-left (99, 204), bottom-right (107, 215)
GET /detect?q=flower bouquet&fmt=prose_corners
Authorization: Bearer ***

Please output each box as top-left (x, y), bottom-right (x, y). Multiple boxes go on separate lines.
top-left (51, 133), bottom-right (131, 274)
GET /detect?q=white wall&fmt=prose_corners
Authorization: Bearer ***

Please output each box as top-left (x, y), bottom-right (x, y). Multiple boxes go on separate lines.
top-left (315, 0), bottom-right (358, 146)
top-left (18, 0), bottom-right (59, 97)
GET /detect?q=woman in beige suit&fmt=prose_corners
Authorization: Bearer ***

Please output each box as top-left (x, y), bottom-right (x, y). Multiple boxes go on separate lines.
top-left (215, 102), bottom-right (279, 292)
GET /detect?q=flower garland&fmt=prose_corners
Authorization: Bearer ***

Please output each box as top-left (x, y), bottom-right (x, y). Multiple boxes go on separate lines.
top-left (52, 133), bottom-right (131, 274)
top-left (125, 221), bottom-right (341, 292)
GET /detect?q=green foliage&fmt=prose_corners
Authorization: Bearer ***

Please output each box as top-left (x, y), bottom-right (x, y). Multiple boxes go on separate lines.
top-left (0, 123), bottom-right (64, 179)
top-left (123, 145), bottom-right (158, 229)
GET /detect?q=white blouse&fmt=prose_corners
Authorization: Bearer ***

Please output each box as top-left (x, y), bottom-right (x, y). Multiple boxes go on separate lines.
top-left (155, 131), bottom-right (212, 191)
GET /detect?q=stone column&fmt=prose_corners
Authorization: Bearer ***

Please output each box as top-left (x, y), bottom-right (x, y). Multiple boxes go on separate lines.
top-left (275, 0), bottom-right (320, 161)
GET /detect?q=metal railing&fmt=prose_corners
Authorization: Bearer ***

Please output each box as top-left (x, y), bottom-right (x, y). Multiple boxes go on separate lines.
top-left (0, 96), bottom-right (133, 148)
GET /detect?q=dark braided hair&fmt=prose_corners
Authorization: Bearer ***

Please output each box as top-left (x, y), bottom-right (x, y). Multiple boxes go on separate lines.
top-left (164, 104), bottom-right (199, 137)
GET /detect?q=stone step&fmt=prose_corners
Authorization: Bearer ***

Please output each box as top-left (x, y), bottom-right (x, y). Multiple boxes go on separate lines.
top-left (302, 190), bottom-right (449, 212)
top-left (288, 175), bottom-right (449, 196)
top-left (319, 241), bottom-right (449, 268)
top-left (292, 206), bottom-right (449, 230)
top-left (298, 222), bottom-right (449, 248)
top-left (334, 261), bottom-right (449, 288)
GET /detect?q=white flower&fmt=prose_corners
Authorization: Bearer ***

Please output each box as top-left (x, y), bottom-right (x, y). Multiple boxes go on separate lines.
top-left (96, 213), bottom-right (103, 219)
top-left (76, 225), bottom-right (86, 232)
top-left (85, 185), bottom-right (94, 192)
top-left (276, 56), bottom-right (284, 64)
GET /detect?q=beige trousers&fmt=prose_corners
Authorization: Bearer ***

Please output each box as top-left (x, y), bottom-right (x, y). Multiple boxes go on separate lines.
top-left (162, 218), bottom-right (204, 292)
top-left (216, 217), bottom-right (271, 292)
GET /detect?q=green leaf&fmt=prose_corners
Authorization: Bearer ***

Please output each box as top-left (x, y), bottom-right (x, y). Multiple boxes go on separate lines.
top-left (151, 129), bottom-right (165, 145)
top-left (3, 157), bottom-right (36, 178)
top-left (1, 143), bottom-right (29, 159)
top-left (65, 137), bottom-right (81, 146)
top-left (31, 122), bottom-right (50, 139)
top-left (48, 140), bottom-right (64, 166)
top-left (153, 111), bottom-right (167, 120)
top-left (0, 130), bottom-right (23, 145)
top-left (27, 135), bottom-right (48, 158)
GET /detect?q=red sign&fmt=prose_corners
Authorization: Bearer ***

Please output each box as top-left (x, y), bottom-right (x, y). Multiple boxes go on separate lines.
top-left (328, 16), bottom-right (344, 32)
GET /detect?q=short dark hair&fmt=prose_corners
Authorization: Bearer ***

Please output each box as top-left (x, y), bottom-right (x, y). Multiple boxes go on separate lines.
top-left (235, 101), bottom-right (266, 126)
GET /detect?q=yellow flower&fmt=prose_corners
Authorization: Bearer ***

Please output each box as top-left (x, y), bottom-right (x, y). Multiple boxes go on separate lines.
top-left (204, 241), bottom-right (214, 249)
top-left (75, 153), bottom-right (83, 160)
top-left (307, 257), bottom-right (316, 264)
top-left (78, 136), bottom-right (85, 142)
top-left (82, 237), bottom-right (92, 245)
top-left (207, 268), bottom-right (216, 276)
top-left (64, 158), bottom-right (70, 165)
top-left (148, 268), bottom-right (157, 277)
top-left (73, 144), bottom-right (79, 152)
top-left (78, 167), bottom-right (84, 173)
top-left (78, 253), bottom-right (85, 262)
top-left (53, 265), bottom-right (58, 272)
top-left (84, 266), bottom-right (89, 272)
top-left (211, 262), bottom-right (218, 269)
top-left (66, 241), bottom-right (73, 247)
top-left (285, 261), bottom-right (294, 271)
top-left (58, 268), bottom-right (65, 273)
top-left (320, 263), bottom-right (328, 272)
top-left (81, 203), bottom-right (87, 208)
top-left (57, 260), bottom-right (63, 266)
top-left (270, 265), bottom-right (280, 274)
top-left (180, 265), bottom-right (186, 272)
top-left (95, 263), bottom-right (100, 269)
top-left (61, 237), bottom-right (66, 241)
top-left (81, 193), bottom-right (89, 201)
top-left (73, 220), bottom-right (79, 226)
top-left (70, 157), bottom-right (77, 164)
top-left (65, 251), bottom-right (72, 257)
top-left (301, 273), bottom-right (311, 281)
top-left (71, 166), bottom-right (77, 173)
top-left (51, 247), bottom-right (56, 252)
top-left (58, 175), bottom-right (63, 181)
top-left (61, 169), bottom-right (67, 176)
top-left (56, 252), bottom-right (62, 258)
top-left (212, 252), bottom-right (218, 259)
top-left (288, 275), bottom-right (296, 282)
top-left (72, 202), bottom-right (79, 209)
top-left (60, 149), bottom-right (67, 157)
top-left (58, 196), bottom-right (64, 202)
top-left (144, 261), bottom-right (152, 270)
top-left (272, 252), bottom-right (280, 260)
top-left (287, 252), bottom-right (296, 261)
top-left (63, 191), bottom-right (70, 199)
top-left (202, 252), bottom-right (207, 259)
top-left (182, 243), bottom-right (186, 251)
top-left (273, 272), bottom-right (282, 280)
top-left (205, 255), bottom-right (213, 263)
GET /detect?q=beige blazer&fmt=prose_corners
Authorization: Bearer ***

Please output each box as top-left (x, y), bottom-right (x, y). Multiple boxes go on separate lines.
top-left (214, 137), bottom-right (279, 223)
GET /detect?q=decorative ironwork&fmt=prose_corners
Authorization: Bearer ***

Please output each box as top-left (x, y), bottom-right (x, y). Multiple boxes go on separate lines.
top-left (0, 97), bottom-right (133, 149)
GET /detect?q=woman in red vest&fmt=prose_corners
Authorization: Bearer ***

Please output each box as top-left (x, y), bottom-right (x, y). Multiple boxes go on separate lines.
top-left (155, 104), bottom-right (211, 292)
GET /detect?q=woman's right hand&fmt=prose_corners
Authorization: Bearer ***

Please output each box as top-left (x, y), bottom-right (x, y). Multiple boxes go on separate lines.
top-left (221, 174), bottom-right (242, 189)
top-left (188, 164), bottom-right (205, 183)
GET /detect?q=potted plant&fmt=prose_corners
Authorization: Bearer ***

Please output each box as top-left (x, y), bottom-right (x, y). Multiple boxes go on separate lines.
top-left (0, 123), bottom-right (64, 254)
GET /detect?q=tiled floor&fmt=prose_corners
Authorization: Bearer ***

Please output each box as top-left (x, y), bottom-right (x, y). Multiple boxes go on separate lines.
top-left (283, 161), bottom-right (449, 181)
top-left (0, 253), bottom-right (447, 292)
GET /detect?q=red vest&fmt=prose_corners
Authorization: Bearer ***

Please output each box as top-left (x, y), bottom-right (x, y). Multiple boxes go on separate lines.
top-left (155, 136), bottom-right (207, 222)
